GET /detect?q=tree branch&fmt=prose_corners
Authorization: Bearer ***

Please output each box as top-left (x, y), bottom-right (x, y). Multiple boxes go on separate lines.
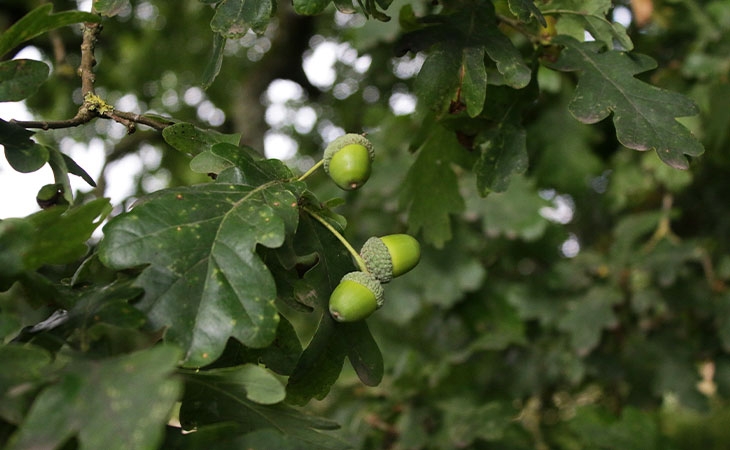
top-left (9, 21), bottom-right (172, 133)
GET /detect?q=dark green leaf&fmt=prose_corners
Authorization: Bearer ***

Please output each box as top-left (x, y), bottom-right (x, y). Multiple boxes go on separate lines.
top-left (286, 315), bottom-right (348, 405)
top-left (7, 346), bottom-right (182, 450)
top-left (62, 153), bottom-right (97, 187)
top-left (0, 59), bottom-right (49, 102)
top-left (0, 118), bottom-right (34, 146)
top-left (190, 150), bottom-right (235, 174)
top-left (162, 122), bottom-right (241, 156)
top-left (3, 142), bottom-right (48, 174)
top-left (461, 47), bottom-right (487, 117)
top-left (0, 4), bottom-right (101, 59)
top-left (1, 119), bottom-right (48, 173)
top-left (415, 44), bottom-right (461, 115)
top-left (480, 22), bottom-right (531, 89)
top-left (212, 143), bottom-right (294, 186)
top-left (182, 364), bottom-right (286, 405)
top-left (98, 182), bottom-right (299, 367)
top-left (400, 126), bottom-right (466, 247)
top-left (0, 343), bottom-right (53, 423)
top-left (92, 0), bottom-right (130, 17)
top-left (181, 370), bottom-right (345, 448)
top-left (202, 33), bottom-right (226, 89)
top-left (63, 280), bottom-right (147, 334)
top-left (211, 0), bottom-right (274, 38)
top-left (0, 199), bottom-right (111, 280)
top-left (236, 316), bottom-right (303, 375)
top-left (343, 320), bottom-right (383, 386)
top-left (474, 124), bottom-right (527, 194)
top-left (547, 36), bottom-right (703, 169)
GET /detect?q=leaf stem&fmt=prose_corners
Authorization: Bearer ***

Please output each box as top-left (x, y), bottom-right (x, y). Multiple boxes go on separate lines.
top-left (302, 206), bottom-right (368, 273)
top-left (297, 159), bottom-right (324, 182)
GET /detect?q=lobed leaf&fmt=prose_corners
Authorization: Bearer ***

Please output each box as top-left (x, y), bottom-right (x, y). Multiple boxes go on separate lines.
top-left (547, 36), bottom-right (704, 169)
top-left (99, 180), bottom-right (300, 367)
top-left (412, 0), bottom-right (530, 114)
top-left (400, 126), bottom-right (465, 248)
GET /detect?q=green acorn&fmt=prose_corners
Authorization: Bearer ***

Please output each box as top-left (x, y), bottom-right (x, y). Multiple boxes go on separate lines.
top-left (329, 271), bottom-right (384, 322)
top-left (323, 133), bottom-right (374, 190)
top-left (360, 234), bottom-right (421, 283)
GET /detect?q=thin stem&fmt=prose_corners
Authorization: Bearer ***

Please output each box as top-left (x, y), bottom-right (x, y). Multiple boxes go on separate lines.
top-left (302, 206), bottom-right (368, 273)
top-left (297, 159), bottom-right (324, 182)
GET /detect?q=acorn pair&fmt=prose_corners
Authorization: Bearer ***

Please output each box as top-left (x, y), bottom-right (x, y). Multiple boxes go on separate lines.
top-left (329, 234), bottom-right (421, 322)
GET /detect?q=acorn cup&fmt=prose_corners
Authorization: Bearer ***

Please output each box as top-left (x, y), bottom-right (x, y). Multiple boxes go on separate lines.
top-left (323, 134), bottom-right (374, 190)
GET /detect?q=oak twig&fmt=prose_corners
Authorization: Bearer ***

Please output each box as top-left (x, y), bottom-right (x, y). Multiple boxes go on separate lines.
top-left (10, 21), bottom-right (172, 133)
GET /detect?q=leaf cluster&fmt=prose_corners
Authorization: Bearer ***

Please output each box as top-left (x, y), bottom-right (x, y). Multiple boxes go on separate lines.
top-left (3, 0), bottom-right (730, 449)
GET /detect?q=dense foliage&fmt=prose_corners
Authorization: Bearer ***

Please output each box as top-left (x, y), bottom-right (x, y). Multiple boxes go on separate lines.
top-left (2, 0), bottom-right (730, 448)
